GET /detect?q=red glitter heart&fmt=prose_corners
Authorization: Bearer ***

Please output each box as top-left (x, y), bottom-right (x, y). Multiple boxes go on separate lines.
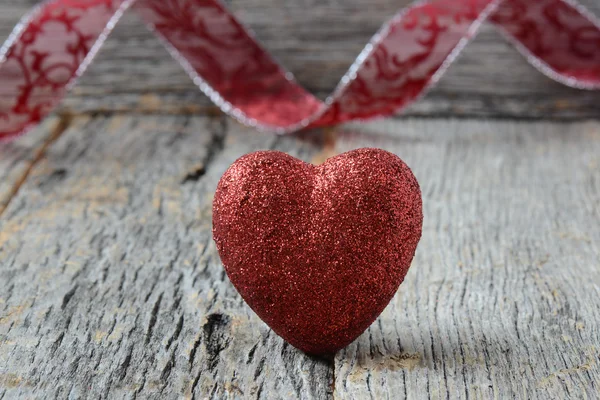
top-left (212, 148), bottom-right (423, 355)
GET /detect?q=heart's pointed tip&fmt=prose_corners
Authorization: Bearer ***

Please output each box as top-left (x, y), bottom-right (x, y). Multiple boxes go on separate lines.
top-left (283, 334), bottom-right (350, 356)
top-left (287, 342), bottom-right (343, 359)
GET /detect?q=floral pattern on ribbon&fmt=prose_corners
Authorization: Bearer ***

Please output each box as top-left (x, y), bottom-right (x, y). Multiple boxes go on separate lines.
top-left (1, 0), bottom-right (599, 139)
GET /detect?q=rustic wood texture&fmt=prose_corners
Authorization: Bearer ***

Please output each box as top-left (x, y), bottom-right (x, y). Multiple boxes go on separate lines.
top-left (1, 0), bottom-right (600, 118)
top-left (333, 120), bottom-right (600, 399)
top-left (2, 0), bottom-right (600, 399)
top-left (1, 116), bottom-right (600, 399)
top-left (0, 115), bottom-right (333, 399)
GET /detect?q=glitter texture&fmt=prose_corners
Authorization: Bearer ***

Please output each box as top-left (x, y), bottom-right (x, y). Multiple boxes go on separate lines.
top-left (212, 148), bottom-right (423, 355)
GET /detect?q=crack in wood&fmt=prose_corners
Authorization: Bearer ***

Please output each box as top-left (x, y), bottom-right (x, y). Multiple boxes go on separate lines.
top-left (145, 293), bottom-right (164, 345)
top-left (255, 381), bottom-right (264, 400)
top-left (181, 164), bottom-right (206, 184)
top-left (0, 113), bottom-right (73, 217)
top-left (166, 314), bottom-right (184, 350)
top-left (49, 332), bottom-right (65, 357)
top-left (254, 357), bottom-right (266, 380)
top-left (160, 350), bottom-right (176, 382)
top-left (60, 285), bottom-right (78, 310)
top-left (202, 313), bottom-right (232, 372)
top-left (189, 332), bottom-right (203, 370)
top-left (246, 342), bottom-right (258, 364)
top-left (37, 168), bottom-right (68, 192)
top-left (117, 345), bottom-right (134, 382)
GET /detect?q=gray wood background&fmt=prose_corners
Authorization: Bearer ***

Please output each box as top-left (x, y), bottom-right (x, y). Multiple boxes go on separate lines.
top-left (1, 1), bottom-right (600, 399)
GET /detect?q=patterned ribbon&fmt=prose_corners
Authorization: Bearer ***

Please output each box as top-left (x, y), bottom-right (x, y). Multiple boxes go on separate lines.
top-left (1, 0), bottom-right (599, 140)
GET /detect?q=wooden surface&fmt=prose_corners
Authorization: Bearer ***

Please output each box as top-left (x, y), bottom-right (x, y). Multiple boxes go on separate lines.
top-left (1, 1), bottom-right (600, 399)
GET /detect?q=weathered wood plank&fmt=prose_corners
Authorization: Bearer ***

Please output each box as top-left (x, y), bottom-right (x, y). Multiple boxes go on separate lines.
top-left (2, 116), bottom-right (600, 399)
top-left (1, 1), bottom-right (600, 118)
top-left (0, 114), bottom-right (333, 399)
top-left (332, 119), bottom-right (600, 399)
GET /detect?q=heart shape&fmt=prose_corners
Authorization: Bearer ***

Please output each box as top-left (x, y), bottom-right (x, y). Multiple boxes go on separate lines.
top-left (212, 148), bottom-right (423, 354)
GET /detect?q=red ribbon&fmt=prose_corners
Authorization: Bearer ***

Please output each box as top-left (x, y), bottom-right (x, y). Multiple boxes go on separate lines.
top-left (1, 0), bottom-right (599, 140)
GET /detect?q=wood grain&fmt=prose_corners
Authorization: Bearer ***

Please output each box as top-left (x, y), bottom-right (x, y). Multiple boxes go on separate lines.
top-left (332, 119), bottom-right (600, 399)
top-left (0, 115), bottom-right (332, 399)
top-left (1, 0), bottom-right (600, 118)
top-left (1, 116), bottom-right (599, 398)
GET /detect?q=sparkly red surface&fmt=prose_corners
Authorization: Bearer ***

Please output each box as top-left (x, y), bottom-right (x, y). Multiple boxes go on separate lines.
top-left (212, 149), bottom-right (423, 355)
